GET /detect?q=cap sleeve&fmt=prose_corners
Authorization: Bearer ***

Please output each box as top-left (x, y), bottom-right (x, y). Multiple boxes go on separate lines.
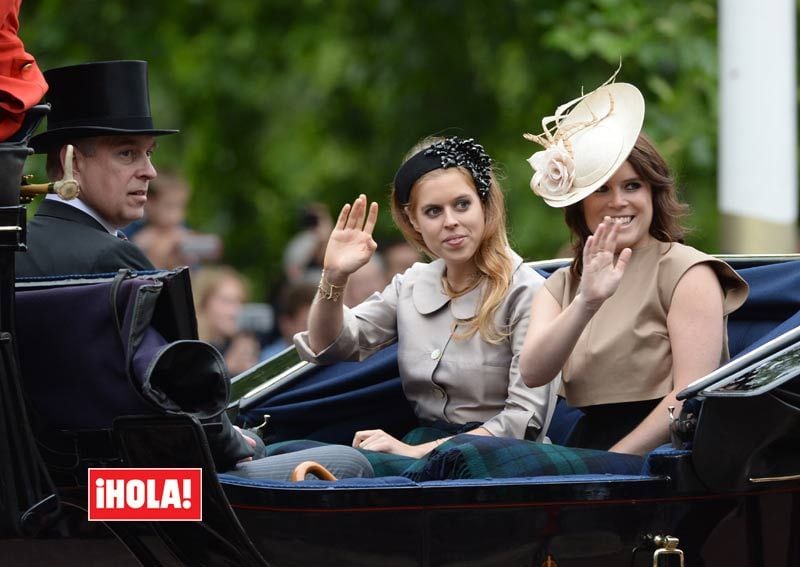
top-left (707, 259), bottom-right (749, 316)
top-left (542, 266), bottom-right (570, 307)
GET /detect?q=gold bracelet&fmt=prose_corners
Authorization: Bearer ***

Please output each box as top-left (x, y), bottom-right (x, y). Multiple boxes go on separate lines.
top-left (318, 270), bottom-right (346, 301)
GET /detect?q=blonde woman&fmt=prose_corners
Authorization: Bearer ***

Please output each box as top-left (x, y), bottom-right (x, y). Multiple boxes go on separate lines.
top-left (296, 136), bottom-right (556, 460)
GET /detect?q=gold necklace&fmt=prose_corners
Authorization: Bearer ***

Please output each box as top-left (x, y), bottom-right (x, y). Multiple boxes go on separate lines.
top-left (442, 272), bottom-right (483, 298)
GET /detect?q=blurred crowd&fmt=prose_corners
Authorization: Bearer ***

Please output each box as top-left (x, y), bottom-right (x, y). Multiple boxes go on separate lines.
top-left (124, 171), bottom-right (421, 377)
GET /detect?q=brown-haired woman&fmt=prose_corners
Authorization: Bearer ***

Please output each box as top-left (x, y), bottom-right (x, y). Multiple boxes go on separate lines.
top-left (519, 80), bottom-right (749, 456)
top-left (296, 136), bottom-right (556, 460)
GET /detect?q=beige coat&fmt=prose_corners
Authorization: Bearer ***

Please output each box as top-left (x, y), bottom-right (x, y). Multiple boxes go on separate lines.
top-left (295, 251), bottom-right (558, 441)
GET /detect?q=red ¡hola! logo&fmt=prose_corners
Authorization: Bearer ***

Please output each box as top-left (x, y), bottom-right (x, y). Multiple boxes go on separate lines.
top-left (88, 468), bottom-right (202, 521)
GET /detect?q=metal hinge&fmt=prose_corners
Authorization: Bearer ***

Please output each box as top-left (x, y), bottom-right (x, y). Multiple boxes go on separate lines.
top-left (253, 414), bottom-right (270, 438)
top-left (652, 535), bottom-right (684, 566)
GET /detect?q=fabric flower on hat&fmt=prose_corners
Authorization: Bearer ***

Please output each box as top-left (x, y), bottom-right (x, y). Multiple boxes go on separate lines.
top-left (528, 141), bottom-right (575, 198)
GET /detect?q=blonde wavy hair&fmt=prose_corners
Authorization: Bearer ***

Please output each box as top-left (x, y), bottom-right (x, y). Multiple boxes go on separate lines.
top-left (390, 137), bottom-right (513, 343)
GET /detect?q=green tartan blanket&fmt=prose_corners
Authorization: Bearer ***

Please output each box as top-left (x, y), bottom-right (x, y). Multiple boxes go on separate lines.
top-left (400, 434), bottom-right (644, 481)
top-left (263, 425), bottom-right (450, 477)
top-left (264, 430), bottom-right (643, 480)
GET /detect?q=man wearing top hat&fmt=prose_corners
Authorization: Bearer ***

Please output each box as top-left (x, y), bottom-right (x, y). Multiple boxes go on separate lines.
top-left (14, 60), bottom-right (376, 480)
top-left (15, 60), bottom-right (265, 471)
top-left (16, 59), bottom-right (173, 276)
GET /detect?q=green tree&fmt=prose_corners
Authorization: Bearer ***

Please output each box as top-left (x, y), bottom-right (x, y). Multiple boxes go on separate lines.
top-left (20, 0), bottom-right (720, 297)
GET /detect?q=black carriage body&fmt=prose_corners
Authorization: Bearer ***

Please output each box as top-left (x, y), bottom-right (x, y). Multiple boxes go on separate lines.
top-left (222, 475), bottom-right (798, 566)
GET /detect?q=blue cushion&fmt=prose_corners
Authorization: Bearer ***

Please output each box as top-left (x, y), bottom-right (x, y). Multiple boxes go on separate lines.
top-left (239, 342), bottom-right (417, 444)
top-left (641, 443), bottom-right (692, 476)
top-left (728, 261), bottom-right (800, 358)
top-left (218, 472), bottom-right (417, 488)
top-left (545, 397), bottom-right (584, 446)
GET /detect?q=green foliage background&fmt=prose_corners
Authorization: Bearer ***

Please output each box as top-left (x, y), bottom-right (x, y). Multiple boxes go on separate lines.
top-left (20, 0), bottom-right (724, 297)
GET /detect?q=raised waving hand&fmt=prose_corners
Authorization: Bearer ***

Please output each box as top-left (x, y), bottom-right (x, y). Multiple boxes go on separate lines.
top-left (580, 217), bottom-right (632, 309)
top-left (323, 194), bottom-right (379, 283)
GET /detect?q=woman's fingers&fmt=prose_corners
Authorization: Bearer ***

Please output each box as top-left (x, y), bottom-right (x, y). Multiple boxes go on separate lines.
top-left (340, 195), bottom-right (380, 234)
top-left (335, 203), bottom-right (351, 231)
top-left (597, 217), bottom-right (620, 253)
top-left (353, 429), bottom-right (398, 451)
top-left (352, 430), bottom-right (368, 447)
top-left (362, 436), bottom-right (400, 453)
top-left (593, 219), bottom-right (607, 251)
top-left (355, 194), bottom-right (369, 230)
top-left (344, 195), bottom-right (363, 230)
top-left (352, 429), bottom-right (382, 447)
top-left (615, 247), bottom-right (632, 274)
top-left (604, 219), bottom-right (620, 254)
top-left (363, 201), bottom-right (379, 235)
top-left (587, 218), bottom-right (623, 260)
top-left (582, 234), bottom-right (594, 263)
top-left (587, 231), bottom-right (597, 252)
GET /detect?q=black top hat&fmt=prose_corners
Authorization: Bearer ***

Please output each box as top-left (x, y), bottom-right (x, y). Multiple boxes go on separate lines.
top-left (30, 60), bottom-right (178, 153)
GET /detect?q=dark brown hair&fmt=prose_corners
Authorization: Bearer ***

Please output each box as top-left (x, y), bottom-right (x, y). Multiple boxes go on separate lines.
top-left (564, 133), bottom-right (690, 279)
top-left (45, 139), bottom-right (96, 180)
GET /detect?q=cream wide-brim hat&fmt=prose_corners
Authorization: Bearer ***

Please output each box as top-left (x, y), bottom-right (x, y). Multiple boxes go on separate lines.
top-left (528, 82), bottom-right (645, 208)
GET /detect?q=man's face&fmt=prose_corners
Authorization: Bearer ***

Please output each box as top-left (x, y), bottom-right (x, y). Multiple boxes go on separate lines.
top-left (72, 135), bottom-right (158, 229)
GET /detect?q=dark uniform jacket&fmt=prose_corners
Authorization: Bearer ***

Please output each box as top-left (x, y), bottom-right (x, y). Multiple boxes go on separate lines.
top-left (16, 199), bottom-right (152, 276)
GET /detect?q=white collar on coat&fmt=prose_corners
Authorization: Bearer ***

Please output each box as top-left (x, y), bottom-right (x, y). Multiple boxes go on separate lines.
top-left (46, 193), bottom-right (118, 234)
top-left (411, 250), bottom-right (524, 318)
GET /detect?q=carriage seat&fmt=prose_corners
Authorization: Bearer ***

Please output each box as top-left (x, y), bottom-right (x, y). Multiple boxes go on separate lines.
top-left (726, 260), bottom-right (800, 359)
top-left (14, 269), bottom-right (239, 477)
top-left (230, 259), bottom-right (800, 488)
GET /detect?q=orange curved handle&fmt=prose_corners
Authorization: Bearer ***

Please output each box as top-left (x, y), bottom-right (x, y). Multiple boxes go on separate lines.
top-left (290, 461), bottom-right (337, 482)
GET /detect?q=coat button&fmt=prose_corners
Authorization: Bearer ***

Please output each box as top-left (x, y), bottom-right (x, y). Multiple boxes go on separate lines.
top-left (430, 349), bottom-right (441, 360)
top-left (433, 387), bottom-right (445, 399)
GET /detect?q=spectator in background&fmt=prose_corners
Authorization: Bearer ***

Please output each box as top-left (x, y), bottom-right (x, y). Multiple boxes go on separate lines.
top-left (260, 281), bottom-right (317, 360)
top-left (193, 265), bottom-right (260, 376)
top-left (283, 202), bottom-right (333, 284)
top-left (342, 253), bottom-right (387, 308)
top-left (382, 238), bottom-right (422, 280)
top-left (129, 170), bottom-right (222, 269)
